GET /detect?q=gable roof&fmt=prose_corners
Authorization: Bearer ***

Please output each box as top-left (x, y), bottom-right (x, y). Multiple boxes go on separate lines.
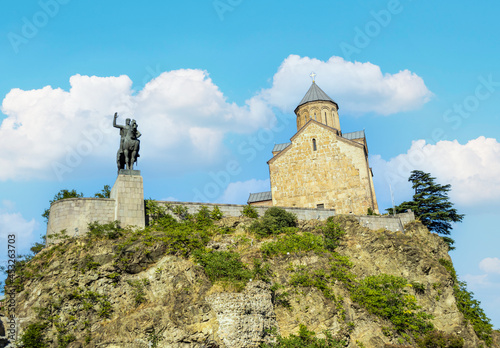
top-left (268, 120), bottom-right (366, 165)
top-left (295, 82), bottom-right (338, 112)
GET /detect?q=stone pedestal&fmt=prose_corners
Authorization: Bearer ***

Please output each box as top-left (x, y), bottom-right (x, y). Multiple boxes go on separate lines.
top-left (110, 172), bottom-right (145, 229)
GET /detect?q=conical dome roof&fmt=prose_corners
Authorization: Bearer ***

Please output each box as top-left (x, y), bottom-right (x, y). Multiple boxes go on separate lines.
top-left (295, 82), bottom-right (338, 111)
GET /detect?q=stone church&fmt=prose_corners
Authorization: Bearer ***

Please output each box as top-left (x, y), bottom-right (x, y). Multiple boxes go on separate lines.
top-left (248, 80), bottom-right (379, 215)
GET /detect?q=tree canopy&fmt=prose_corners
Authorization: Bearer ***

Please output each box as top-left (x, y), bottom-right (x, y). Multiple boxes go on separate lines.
top-left (388, 170), bottom-right (464, 237)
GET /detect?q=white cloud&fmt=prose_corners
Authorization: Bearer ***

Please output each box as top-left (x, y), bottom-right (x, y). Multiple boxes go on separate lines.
top-left (462, 274), bottom-right (490, 287)
top-left (259, 54), bottom-right (432, 115)
top-left (0, 211), bottom-right (37, 252)
top-left (0, 70), bottom-right (275, 181)
top-left (0, 57), bottom-right (430, 182)
top-left (217, 178), bottom-right (270, 205)
top-left (480, 258), bottom-right (500, 275)
top-left (371, 136), bottom-right (500, 207)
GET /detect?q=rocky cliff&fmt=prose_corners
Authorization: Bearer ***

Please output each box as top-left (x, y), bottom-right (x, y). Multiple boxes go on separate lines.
top-left (1, 211), bottom-right (498, 348)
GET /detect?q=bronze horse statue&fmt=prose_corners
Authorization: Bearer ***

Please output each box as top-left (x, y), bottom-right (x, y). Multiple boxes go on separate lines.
top-left (114, 113), bottom-right (141, 172)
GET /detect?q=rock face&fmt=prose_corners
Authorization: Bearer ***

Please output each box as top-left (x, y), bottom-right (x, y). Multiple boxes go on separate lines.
top-left (1, 216), bottom-right (498, 348)
top-left (206, 282), bottom-right (277, 347)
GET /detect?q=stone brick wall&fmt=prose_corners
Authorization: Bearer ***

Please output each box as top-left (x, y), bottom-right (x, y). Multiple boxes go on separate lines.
top-left (269, 122), bottom-right (378, 215)
top-left (47, 198), bottom-right (115, 244)
top-left (295, 100), bottom-right (340, 131)
top-left (154, 201), bottom-right (337, 221)
top-left (356, 211), bottom-right (415, 233)
top-left (110, 174), bottom-right (145, 228)
top-left (47, 173), bottom-right (145, 245)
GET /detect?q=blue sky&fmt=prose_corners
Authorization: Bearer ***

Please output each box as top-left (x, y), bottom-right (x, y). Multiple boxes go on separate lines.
top-left (1, 0), bottom-right (500, 328)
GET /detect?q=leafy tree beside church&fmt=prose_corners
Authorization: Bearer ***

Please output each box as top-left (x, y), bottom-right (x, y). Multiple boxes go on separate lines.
top-left (388, 170), bottom-right (464, 247)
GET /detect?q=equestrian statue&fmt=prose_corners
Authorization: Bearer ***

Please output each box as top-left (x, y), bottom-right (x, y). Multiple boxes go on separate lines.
top-left (113, 112), bottom-right (141, 172)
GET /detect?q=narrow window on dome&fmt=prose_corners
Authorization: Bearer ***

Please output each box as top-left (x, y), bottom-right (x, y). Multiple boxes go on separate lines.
top-left (313, 138), bottom-right (317, 151)
top-left (325, 112), bottom-right (328, 125)
top-left (314, 113), bottom-right (317, 120)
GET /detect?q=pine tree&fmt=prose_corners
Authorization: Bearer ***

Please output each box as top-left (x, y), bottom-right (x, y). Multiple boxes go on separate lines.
top-left (388, 170), bottom-right (464, 237)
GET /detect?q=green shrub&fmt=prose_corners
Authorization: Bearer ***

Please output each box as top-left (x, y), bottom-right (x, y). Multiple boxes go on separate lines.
top-left (58, 333), bottom-right (76, 348)
top-left (87, 220), bottom-right (123, 239)
top-left (20, 322), bottom-right (48, 348)
top-left (329, 253), bottom-right (356, 286)
top-left (82, 255), bottom-right (100, 273)
top-left (290, 268), bottom-right (334, 300)
top-left (321, 218), bottom-right (345, 251)
top-left (250, 207), bottom-right (297, 237)
top-left (351, 274), bottom-right (434, 335)
top-left (438, 258), bottom-right (457, 280)
top-left (195, 206), bottom-right (213, 227)
top-left (439, 258), bottom-right (493, 345)
top-left (194, 250), bottom-right (252, 286)
top-left (127, 279), bottom-right (149, 306)
top-left (261, 232), bottom-right (325, 258)
top-left (253, 259), bottom-right (272, 282)
top-left (172, 205), bottom-right (190, 220)
top-left (242, 204), bottom-right (259, 218)
top-left (261, 324), bottom-right (345, 347)
top-left (416, 330), bottom-right (464, 348)
top-left (454, 280), bottom-right (492, 345)
top-left (145, 199), bottom-right (178, 228)
top-left (211, 205), bottom-right (224, 220)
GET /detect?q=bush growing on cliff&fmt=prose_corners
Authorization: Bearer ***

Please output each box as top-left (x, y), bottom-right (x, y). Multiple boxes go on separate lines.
top-left (87, 220), bottom-right (123, 239)
top-left (439, 258), bottom-right (493, 345)
top-left (20, 321), bottom-right (49, 348)
top-left (250, 207), bottom-right (298, 237)
top-left (321, 217), bottom-right (345, 251)
top-left (351, 274), bottom-right (434, 336)
top-left (261, 324), bottom-right (345, 347)
top-left (261, 232), bottom-right (325, 258)
top-left (242, 204), bottom-right (259, 218)
top-left (194, 250), bottom-right (252, 288)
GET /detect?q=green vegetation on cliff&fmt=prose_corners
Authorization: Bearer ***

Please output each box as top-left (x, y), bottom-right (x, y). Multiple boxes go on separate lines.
top-left (3, 205), bottom-right (496, 348)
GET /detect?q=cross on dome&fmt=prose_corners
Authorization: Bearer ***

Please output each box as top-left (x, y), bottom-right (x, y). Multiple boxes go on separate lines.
top-left (309, 72), bottom-right (316, 82)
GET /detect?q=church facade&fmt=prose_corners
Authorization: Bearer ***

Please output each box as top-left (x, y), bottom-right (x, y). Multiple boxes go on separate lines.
top-left (248, 80), bottom-right (379, 215)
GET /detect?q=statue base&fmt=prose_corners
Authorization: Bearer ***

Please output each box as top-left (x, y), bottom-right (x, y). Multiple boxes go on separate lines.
top-left (118, 169), bottom-right (141, 176)
top-left (110, 172), bottom-right (145, 229)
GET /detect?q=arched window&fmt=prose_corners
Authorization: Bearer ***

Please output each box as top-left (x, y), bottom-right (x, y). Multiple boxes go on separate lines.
top-left (324, 111), bottom-right (328, 125)
top-left (312, 138), bottom-right (317, 151)
top-left (304, 115), bottom-right (307, 124)
top-left (314, 113), bottom-right (317, 121)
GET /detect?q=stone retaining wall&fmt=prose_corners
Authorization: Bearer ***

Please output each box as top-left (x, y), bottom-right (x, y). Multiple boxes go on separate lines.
top-left (47, 198), bottom-right (115, 244)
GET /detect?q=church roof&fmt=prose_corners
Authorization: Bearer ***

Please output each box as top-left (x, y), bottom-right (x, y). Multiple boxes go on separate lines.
top-left (343, 130), bottom-right (365, 140)
top-left (247, 191), bottom-right (272, 203)
top-left (296, 82), bottom-right (337, 110)
top-left (273, 142), bottom-right (291, 152)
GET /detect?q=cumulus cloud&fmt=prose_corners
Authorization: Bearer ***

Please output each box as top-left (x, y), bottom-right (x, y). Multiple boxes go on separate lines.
top-left (217, 178), bottom-right (270, 204)
top-left (371, 136), bottom-right (500, 208)
top-left (0, 56), bottom-right (430, 181)
top-left (480, 258), bottom-right (500, 275)
top-left (0, 70), bottom-right (275, 181)
top-left (259, 55), bottom-right (432, 115)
